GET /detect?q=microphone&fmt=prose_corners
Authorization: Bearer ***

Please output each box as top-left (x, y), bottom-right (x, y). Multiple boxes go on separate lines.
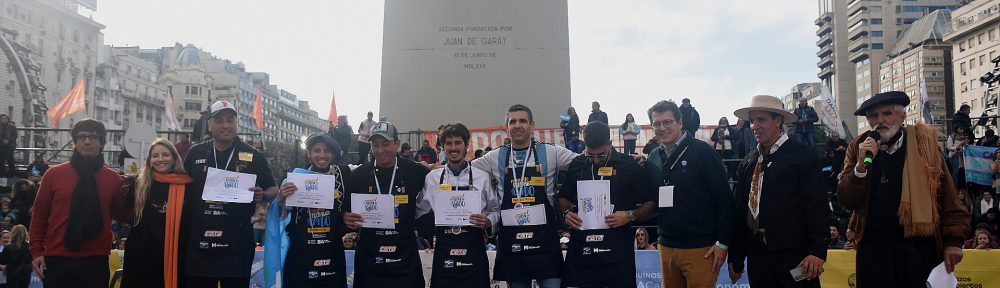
top-left (862, 131), bottom-right (881, 173)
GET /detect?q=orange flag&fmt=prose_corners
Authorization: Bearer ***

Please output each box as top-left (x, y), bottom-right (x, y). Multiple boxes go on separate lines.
top-left (253, 86), bottom-right (264, 131)
top-left (328, 92), bottom-right (338, 128)
top-left (47, 78), bottom-right (87, 128)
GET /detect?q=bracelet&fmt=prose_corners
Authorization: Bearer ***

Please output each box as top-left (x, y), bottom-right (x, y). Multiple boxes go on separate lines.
top-left (715, 241), bottom-right (729, 251)
top-left (562, 209), bottom-right (572, 217)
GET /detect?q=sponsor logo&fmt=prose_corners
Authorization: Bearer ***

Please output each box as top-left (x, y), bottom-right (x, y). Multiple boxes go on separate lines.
top-left (449, 249), bottom-right (467, 256)
top-left (204, 230), bottom-right (223, 238)
top-left (223, 176), bottom-right (239, 189)
top-left (375, 257), bottom-right (384, 264)
top-left (364, 199), bottom-right (378, 212)
top-left (304, 178), bottom-right (320, 191)
top-left (211, 243), bottom-right (229, 248)
top-left (515, 232), bottom-right (534, 240)
top-left (308, 271), bottom-right (319, 279)
top-left (582, 247), bottom-right (592, 255)
top-left (524, 245), bottom-right (540, 250)
top-left (585, 235), bottom-right (604, 242)
top-left (321, 272), bottom-right (336, 277)
top-left (456, 262), bottom-right (473, 267)
top-left (444, 260), bottom-right (455, 268)
top-left (515, 211), bottom-right (531, 225)
top-left (582, 197), bottom-right (594, 213)
top-left (379, 246), bottom-right (397, 253)
top-left (594, 248), bottom-right (612, 253)
top-left (385, 258), bottom-right (402, 263)
top-left (194, 159), bottom-right (206, 165)
top-left (199, 241), bottom-right (210, 249)
top-left (449, 195), bottom-right (466, 208)
top-left (307, 239), bottom-right (332, 245)
top-left (511, 244), bottom-right (522, 252)
top-left (314, 259), bottom-right (331, 266)
top-left (376, 230), bottom-right (399, 236)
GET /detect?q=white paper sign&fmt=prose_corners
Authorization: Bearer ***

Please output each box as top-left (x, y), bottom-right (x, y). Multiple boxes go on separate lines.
top-left (432, 189), bottom-right (482, 226)
top-left (500, 204), bottom-right (547, 226)
top-left (925, 262), bottom-right (957, 288)
top-left (201, 167), bottom-right (257, 203)
top-left (658, 186), bottom-right (674, 208)
top-left (285, 173), bottom-right (337, 209)
top-left (351, 194), bottom-right (395, 229)
top-left (577, 180), bottom-right (611, 230)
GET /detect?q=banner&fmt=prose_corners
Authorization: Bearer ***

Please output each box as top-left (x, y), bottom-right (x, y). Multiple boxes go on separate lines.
top-left (963, 145), bottom-right (997, 186)
top-left (420, 125), bottom-right (720, 159)
top-left (819, 83), bottom-right (847, 137)
top-left (87, 249), bottom-right (1000, 288)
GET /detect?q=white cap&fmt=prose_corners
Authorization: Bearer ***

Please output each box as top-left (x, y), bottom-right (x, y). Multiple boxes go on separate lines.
top-left (210, 100), bottom-right (237, 116)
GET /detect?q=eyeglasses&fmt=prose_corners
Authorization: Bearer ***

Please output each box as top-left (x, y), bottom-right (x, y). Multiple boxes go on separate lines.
top-left (651, 120), bottom-right (677, 128)
top-left (584, 151), bottom-right (609, 159)
top-left (74, 134), bottom-right (102, 143)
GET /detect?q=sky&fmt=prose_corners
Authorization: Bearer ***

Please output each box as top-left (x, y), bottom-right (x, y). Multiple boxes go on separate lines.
top-left (95, 0), bottom-right (822, 128)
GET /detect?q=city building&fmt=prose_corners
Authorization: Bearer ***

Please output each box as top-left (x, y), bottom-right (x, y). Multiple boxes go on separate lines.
top-left (878, 10), bottom-right (954, 135)
top-left (817, 0), bottom-right (859, 134)
top-left (944, 0), bottom-right (1000, 133)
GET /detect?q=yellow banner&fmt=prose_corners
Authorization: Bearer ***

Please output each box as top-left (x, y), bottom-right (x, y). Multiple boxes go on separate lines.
top-left (821, 249), bottom-right (1000, 288)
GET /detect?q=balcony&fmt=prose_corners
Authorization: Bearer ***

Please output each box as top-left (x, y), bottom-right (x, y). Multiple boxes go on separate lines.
top-left (818, 66), bottom-right (834, 79)
top-left (818, 56), bottom-right (834, 68)
top-left (848, 20), bottom-right (869, 41)
top-left (817, 21), bottom-right (832, 36)
top-left (817, 45), bottom-right (833, 58)
top-left (848, 37), bottom-right (868, 53)
top-left (847, 0), bottom-right (864, 17)
top-left (849, 48), bottom-right (870, 63)
top-left (816, 33), bottom-right (833, 47)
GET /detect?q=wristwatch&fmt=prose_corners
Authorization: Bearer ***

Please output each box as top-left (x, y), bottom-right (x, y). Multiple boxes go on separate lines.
top-left (627, 210), bottom-right (636, 222)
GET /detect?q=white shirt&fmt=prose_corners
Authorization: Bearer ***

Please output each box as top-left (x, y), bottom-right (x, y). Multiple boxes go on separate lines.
top-left (416, 163), bottom-right (501, 234)
top-left (853, 130), bottom-right (905, 178)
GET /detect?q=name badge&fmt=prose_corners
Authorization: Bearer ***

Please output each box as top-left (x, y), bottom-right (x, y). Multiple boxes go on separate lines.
top-left (394, 195), bottom-right (409, 204)
top-left (658, 186), bottom-right (674, 208)
top-left (530, 177), bottom-right (545, 186)
top-left (439, 184), bottom-right (453, 191)
top-left (239, 152), bottom-right (253, 162)
top-left (597, 167), bottom-right (614, 177)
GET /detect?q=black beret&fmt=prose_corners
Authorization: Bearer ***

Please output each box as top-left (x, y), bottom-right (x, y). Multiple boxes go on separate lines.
top-left (854, 91), bottom-right (910, 116)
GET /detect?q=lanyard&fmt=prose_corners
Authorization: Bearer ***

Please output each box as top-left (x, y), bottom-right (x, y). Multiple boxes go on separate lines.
top-left (372, 160), bottom-right (398, 195)
top-left (590, 164), bottom-right (606, 181)
top-left (510, 145), bottom-right (534, 207)
top-left (439, 161), bottom-right (474, 190)
top-left (662, 146), bottom-right (689, 186)
top-left (213, 142), bottom-right (236, 169)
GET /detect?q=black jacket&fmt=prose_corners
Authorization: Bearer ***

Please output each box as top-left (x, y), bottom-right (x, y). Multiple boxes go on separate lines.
top-left (729, 138), bottom-right (829, 273)
top-left (680, 106), bottom-right (700, 134)
top-left (0, 123), bottom-right (17, 147)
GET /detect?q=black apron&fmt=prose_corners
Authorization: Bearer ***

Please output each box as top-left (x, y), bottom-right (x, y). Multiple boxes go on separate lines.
top-left (563, 165), bottom-right (634, 287)
top-left (494, 145), bottom-right (563, 281)
top-left (430, 167), bottom-right (490, 288)
top-left (353, 164), bottom-right (424, 288)
top-left (284, 208), bottom-right (347, 288)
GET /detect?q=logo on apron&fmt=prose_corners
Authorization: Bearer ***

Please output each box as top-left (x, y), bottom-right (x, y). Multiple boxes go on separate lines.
top-left (515, 232), bottom-right (533, 239)
top-left (204, 230), bottom-right (223, 238)
top-left (314, 259), bottom-right (331, 266)
top-left (444, 260), bottom-right (455, 268)
top-left (585, 234), bottom-right (604, 242)
top-left (379, 246), bottom-right (397, 253)
top-left (449, 249), bottom-right (467, 256)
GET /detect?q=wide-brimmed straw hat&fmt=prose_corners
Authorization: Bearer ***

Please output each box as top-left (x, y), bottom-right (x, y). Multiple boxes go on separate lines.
top-left (734, 95), bottom-right (798, 124)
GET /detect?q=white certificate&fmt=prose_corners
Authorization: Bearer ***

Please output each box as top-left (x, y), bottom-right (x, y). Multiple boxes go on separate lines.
top-left (500, 204), bottom-right (547, 226)
top-left (659, 186), bottom-right (674, 208)
top-left (201, 167), bottom-right (257, 203)
top-left (577, 180), bottom-right (611, 230)
top-left (285, 173), bottom-right (338, 209)
top-left (351, 194), bottom-right (395, 229)
top-left (432, 189), bottom-right (482, 226)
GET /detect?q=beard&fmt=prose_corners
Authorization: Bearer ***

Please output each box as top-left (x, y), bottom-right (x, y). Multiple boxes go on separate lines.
top-left (877, 125), bottom-right (900, 142)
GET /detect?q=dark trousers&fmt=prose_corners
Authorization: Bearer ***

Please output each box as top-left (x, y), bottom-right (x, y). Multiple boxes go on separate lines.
top-left (357, 141), bottom-right (371, 164)
top-left (0, 145), bottom-right (14, 177)
top-left (42, 256), bottom-right (109, 288)
top-left (746, 239), bottom-right (819, 288)
top-left (623, 140), bottom-right (637, 155)
top-left (857, 237), bottom-right (939, 287)
top-left (187, 276), bottom-right (250, 288)
top-left (6, 274), bottom-right (30, 288)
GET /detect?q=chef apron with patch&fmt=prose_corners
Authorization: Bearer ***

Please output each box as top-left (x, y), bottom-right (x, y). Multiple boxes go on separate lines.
top-left (284, 208), bottom-right (347, 288)
top-left (353, 164), bottom-right (424, 288)
top-left (493, 143), bottom-right (563, 281)
top-left (430, 167), bottom-right (490, 288)
top-left (563, 164), bottom-right (634, 287)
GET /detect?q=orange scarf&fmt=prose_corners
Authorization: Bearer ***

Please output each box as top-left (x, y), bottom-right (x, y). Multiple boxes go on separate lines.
top-left (154, 172), bottom-right (192, 288)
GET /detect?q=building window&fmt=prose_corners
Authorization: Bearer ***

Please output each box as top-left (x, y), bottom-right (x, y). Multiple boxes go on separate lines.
top-left (184, 102), bottom-right (202, 111)
top-left (869, 6), bottom-right (882, 12)
top-left (872, 43), bottom-right (884, 49)
top-left (872, 31), bottom-right (883, 37)
top-left (871, 18), bottom-right (883, 25)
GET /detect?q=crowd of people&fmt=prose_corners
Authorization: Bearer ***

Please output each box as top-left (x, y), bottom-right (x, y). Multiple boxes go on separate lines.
top-left (0, 90), bottom-right (984, 288)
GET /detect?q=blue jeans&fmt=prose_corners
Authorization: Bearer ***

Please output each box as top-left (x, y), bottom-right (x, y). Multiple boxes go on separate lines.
top-left (795, 132), bottom-right (816, 148)
top-left (507, 278), bottom-right (561, 288)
